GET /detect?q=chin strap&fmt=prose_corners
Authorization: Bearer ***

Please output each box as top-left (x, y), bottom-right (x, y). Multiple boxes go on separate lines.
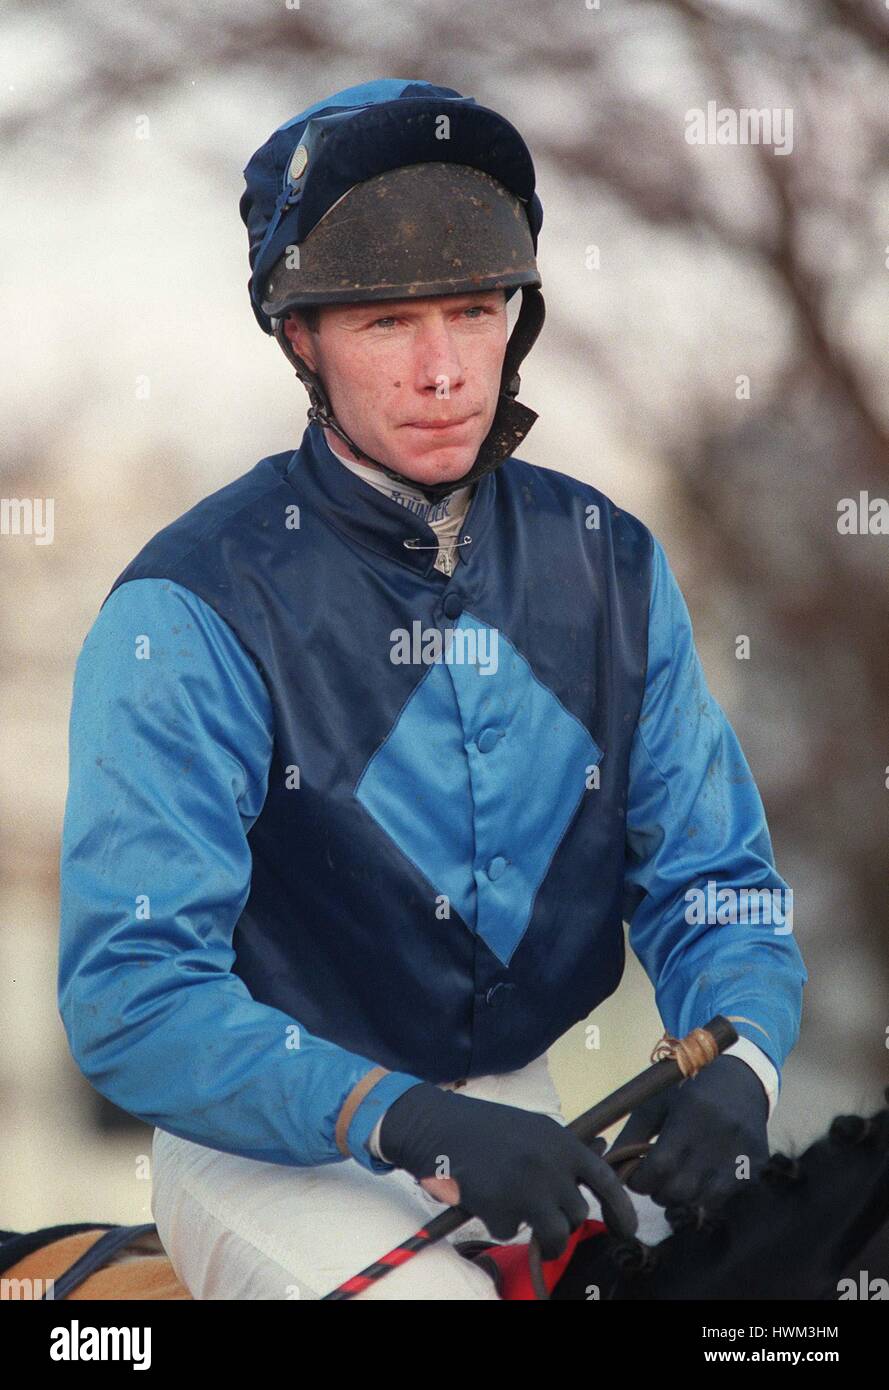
top-left (273, 286), bottom-right (545, 502)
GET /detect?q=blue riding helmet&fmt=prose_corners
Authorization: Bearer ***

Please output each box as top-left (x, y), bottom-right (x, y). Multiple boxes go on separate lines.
top-left (239, 79), bottom-right (546, 499)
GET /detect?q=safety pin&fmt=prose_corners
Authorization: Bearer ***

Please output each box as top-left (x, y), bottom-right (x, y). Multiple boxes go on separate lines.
top-left (403, 535), bottom-right (473, 551)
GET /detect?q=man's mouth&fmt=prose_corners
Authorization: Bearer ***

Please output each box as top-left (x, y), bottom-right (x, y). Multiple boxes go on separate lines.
top-left (403, 415), bottom-right (475, 432)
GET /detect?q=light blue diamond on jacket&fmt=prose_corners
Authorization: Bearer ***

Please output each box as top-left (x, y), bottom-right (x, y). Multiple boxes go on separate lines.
top-left (355, 612), bottom-right (602, 966)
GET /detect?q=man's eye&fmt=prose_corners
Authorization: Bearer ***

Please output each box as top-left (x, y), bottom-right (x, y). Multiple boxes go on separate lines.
top-left (372, 316), bottom-right (398, 328)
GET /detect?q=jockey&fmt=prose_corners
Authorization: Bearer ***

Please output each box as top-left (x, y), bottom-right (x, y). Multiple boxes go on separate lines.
top-left (57, 78), bottom-right (808, 1300)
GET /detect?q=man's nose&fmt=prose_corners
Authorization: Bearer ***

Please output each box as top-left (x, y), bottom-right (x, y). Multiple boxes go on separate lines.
top-left (412, 321), bottom-right (466, 392)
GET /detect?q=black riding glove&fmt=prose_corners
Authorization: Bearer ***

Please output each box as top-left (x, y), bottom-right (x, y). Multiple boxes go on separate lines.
top-left (378, 1082), bottom-right (638, 1261)
top-left (611, 1054), bottom-right (770, 1217)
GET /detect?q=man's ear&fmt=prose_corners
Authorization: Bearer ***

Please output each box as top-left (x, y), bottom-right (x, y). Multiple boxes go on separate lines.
top-left (283, 313), bottom-right (318, 373)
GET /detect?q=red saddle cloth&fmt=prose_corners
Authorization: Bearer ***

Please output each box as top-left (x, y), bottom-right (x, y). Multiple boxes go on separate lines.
top-left (473, 1217), bottom-right (608, 1299)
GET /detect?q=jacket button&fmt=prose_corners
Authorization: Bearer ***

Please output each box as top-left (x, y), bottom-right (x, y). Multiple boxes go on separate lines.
top-left (485, 982), bottom-right (514, 1007)
top-left (487, 856), bottom-right (508, 880)
top-left (443, 593), bottom-right (462, 619)
top-left (477, 727), bottom-right (500, 753)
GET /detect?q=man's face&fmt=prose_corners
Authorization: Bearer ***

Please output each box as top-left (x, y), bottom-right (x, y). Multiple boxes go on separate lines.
top-left (282, 289), bottom-right (508, 489)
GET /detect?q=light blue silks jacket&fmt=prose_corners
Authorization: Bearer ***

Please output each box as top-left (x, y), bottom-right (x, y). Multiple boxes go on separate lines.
top-left (58, 424), bottom-right (807, 1172)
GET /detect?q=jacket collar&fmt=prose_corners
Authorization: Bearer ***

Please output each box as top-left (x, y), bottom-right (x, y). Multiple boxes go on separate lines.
top-left (283, 421), bottom-right (494, 577)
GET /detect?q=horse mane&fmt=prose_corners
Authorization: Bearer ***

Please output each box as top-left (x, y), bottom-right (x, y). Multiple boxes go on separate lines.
top-left (553, 1090), bottom-right (889, 1300)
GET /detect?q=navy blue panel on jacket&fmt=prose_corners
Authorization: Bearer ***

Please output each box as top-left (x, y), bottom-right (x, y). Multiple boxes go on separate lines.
top-left (58, 421), bottom-right (806, 1173)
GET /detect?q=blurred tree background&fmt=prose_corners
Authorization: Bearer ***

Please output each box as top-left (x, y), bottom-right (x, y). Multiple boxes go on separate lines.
top-left (1, 0), bottom-right (887, 1228)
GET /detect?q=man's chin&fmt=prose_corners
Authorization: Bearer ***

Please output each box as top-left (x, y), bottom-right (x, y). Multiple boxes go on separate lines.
top-left (385, 435), bottom-right (482, 488)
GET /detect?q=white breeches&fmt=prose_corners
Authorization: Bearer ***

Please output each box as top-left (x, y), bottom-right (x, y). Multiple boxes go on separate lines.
top-left (150, 1050), bottom-right (672, 1300)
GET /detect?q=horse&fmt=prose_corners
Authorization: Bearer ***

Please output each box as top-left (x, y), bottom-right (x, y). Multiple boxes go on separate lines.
top-left (537, 1091), bottom-right (889, 1300)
